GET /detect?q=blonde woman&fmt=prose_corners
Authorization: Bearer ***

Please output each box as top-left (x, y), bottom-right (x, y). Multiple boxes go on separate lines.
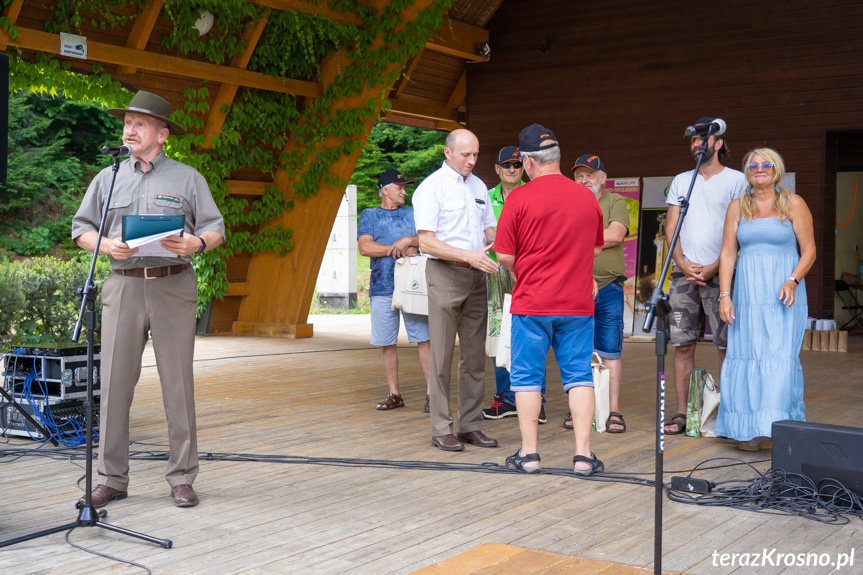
top-left (715, 148), bottom-right (816, 451)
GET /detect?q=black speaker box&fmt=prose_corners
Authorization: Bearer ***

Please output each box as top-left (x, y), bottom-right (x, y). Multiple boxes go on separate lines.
top-left (772, 419), bottom-right (863, 497)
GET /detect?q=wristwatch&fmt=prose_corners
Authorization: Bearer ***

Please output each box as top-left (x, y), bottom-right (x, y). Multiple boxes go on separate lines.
top-left (196, 236), bottom-right (206, 254)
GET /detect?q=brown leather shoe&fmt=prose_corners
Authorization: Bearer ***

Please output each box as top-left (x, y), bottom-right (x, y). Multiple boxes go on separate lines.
top-left (171, 484), bottom-right (199, 507)
top-left (431, 434), bottom-right (464, 451)
top-left (456, 430), bottom-right (499, 448)
top-left (78, 484), bottom-right (127, 508)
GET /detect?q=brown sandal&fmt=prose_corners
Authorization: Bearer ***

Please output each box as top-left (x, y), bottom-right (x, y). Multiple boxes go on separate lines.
top-left (376, 393), bottom-right (404, 410)
top-left (606, 412), bottom-right (626, 433)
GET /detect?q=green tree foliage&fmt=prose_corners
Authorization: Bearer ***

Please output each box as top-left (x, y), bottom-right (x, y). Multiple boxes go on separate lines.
top-left (351, 122), bottom-right (445, 215)
top-left (0, 91), bottom-right (118, 256)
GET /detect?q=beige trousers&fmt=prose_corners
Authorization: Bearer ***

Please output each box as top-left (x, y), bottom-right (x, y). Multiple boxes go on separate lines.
top-left (425, 260), bottom-right (488, 437)
top-left (96, 266), bottom-right (199, 490)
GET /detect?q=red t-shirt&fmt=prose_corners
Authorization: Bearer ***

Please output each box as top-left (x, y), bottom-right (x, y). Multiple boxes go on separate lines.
top-left (495, 174), bottom-right (604, 316)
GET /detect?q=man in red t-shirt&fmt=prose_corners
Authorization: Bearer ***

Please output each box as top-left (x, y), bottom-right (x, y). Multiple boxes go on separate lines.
top-left (495, 124), bottom-right (605, 476)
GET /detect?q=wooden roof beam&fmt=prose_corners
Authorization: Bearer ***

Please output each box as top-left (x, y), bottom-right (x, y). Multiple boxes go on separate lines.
top-left (426, 17), bottom-right (489, 62)
top-left (391, 48), bottom-right (424, 99)
top-left (388, 99), bottom-right (461, 123)
top-left (434, 71), bottom-right (467, 131)
top-left (254, 4), bottom-right (488, 63)
top-left (201, 11), bottom-right (272, 148)
top-left (444, 71), bottom-right (466, 110)
top-left (0, 0), bottom-right (25, 51)
top-left (253, 0), bottom-right (361, 25)
top-left (116, 0), bottom-right (163, 75)
top-left (1, 26), bottom-right (322, 97)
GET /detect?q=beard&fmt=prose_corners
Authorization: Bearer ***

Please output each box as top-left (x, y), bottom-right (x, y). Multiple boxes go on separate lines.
top-left (692, 143), bottom-right (716, 164)
top-left (588, 181), bottom-right (601, 196)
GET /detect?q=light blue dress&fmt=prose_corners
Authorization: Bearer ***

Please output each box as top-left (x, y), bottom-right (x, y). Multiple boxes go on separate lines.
top-left (715, 217), bottom-right (806, 441)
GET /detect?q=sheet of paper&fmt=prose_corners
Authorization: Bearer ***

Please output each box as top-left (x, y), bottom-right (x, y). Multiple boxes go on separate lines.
top-left (126, 229), bottom-right (183, 257)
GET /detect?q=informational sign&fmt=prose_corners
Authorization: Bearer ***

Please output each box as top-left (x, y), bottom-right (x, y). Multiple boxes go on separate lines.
top-left (603, 178), bottom-right (641, 335)
top-left (60, 33), bottom-right (87, 59)
top-left (642, 176), bottom-right (674, 209)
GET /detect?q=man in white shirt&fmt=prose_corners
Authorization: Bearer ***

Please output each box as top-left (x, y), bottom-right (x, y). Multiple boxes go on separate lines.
top-left (412, 129), bottom-right (499, 451)
top-left (664, 117), bottom-right (747, 435)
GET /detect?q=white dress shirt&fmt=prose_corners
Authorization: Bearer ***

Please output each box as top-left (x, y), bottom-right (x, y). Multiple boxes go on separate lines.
top-left (412, 161), bottom-right (496, 257)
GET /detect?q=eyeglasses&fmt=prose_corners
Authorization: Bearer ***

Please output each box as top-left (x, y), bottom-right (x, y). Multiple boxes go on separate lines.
top-left (500, 162), bottom-right (523, 169)
top-left (747, 162), bottom-right (774, 170)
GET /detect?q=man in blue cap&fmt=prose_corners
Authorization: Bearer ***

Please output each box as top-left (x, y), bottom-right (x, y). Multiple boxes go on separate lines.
top-left (358, 169), bottom-right (431, 412)
top-left (496, 124), bottom-right (605, 476)
top-left (483, 146), bottom-right (547, 424)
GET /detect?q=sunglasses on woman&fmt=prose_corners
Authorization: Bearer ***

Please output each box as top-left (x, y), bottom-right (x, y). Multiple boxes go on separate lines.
top-left (747, 162), bottom-right (774, 170)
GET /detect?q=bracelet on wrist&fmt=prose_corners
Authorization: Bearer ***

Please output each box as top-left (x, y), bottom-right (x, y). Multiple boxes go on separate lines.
top-left (787, 276), bottom-right (798, 285)
top-left (718, 292), bottom-right (731, 301)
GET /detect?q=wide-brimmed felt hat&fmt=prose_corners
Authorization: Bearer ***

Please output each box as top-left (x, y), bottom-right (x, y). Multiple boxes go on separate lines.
top-left (107, 90), bottom-right (186, 136)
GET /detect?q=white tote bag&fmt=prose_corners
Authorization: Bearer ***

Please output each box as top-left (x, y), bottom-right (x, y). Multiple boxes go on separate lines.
top-left (495, 294), bottom-right (513, 370)
top-left (592, 352), bottom-right (611, 433)
top-left (391, 256), bottom-right (428, 315)
top-left (699, 373), bottom-right (720, 437)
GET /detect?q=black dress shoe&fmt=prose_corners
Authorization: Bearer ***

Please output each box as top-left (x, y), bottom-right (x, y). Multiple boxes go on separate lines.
top-left (78, 484), bottom-right (127, 508)
top-left (456, 430), bottom-right (499, 448)
top-left (431, 434), bottom-right (465, 451)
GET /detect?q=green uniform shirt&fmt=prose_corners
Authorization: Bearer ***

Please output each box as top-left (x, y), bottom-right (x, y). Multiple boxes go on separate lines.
top-left (593, 190), bottom-right (630, 289)
top-left (488, 180), bottom-right (524, 262)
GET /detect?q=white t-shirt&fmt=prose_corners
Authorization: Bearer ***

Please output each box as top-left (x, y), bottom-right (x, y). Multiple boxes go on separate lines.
top-left (412, 161), bottom-right (496, 256)
top-left (666, 166), bottom-right (746, 266)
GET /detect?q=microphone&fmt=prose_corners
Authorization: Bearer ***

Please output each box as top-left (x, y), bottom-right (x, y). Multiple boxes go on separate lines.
top-left (684, 118), bottom-right (726, 138)
top-left (101, 144), bottom-right (135, 157)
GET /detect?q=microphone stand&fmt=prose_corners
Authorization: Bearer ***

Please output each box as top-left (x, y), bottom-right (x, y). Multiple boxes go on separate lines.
top-left (641, 133), bottom-right (715, 575)
top-left (0, 154), bottom-right (171, 549)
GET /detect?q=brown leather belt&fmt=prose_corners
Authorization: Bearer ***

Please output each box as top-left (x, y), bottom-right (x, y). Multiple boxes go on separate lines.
top-left (436, 259), bottom-right (473, 269)
top-left (115, 263), bottom-right (191, 279)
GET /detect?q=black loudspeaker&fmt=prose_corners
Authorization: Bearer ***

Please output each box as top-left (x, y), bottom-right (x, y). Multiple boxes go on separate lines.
top-left (772, 419), bottom-right (863, 497)
top-left (0, 52), bottom-right (7, 183)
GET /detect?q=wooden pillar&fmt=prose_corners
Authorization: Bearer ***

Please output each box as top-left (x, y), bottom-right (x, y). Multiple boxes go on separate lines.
top-left (232, 1), bottom-right (436, 338)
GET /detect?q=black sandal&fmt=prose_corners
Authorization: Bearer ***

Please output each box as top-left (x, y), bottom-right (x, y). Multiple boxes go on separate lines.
top-left (606, 412), bottom-right (626, 433)
top-left (573, 452), bottom-right (604, 476)
top-left (506, 449), bottom-right (541, 474)
top-left (664, 413), bottom-right (686, 435)
top-left (563, 412), bottom-right (573, 430)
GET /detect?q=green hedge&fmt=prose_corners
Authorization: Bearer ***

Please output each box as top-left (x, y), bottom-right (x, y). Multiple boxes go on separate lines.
top-left (0, 256), bottom-right (112, 349)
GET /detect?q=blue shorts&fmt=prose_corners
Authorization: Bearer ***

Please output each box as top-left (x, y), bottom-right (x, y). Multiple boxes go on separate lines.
top-left (510, 315), bottom-right (594, 394)
top-left (370, 295), bottom-right (429, 346)
top-left (594, 281), bottom-right (624, 359)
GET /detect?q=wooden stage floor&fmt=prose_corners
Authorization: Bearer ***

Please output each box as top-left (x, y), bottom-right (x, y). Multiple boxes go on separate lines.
top-left (1, 315), bottom-right (861, 574)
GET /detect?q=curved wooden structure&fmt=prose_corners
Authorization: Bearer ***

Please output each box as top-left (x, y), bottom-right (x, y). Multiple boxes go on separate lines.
top-left (1, 0), bottom-right (502, 338)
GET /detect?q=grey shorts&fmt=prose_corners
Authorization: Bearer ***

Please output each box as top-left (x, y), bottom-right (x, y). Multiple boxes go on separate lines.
top-left (668, 275), bottom-right (727, 349)
top-left (370, 295), bottom-right (430, 346)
